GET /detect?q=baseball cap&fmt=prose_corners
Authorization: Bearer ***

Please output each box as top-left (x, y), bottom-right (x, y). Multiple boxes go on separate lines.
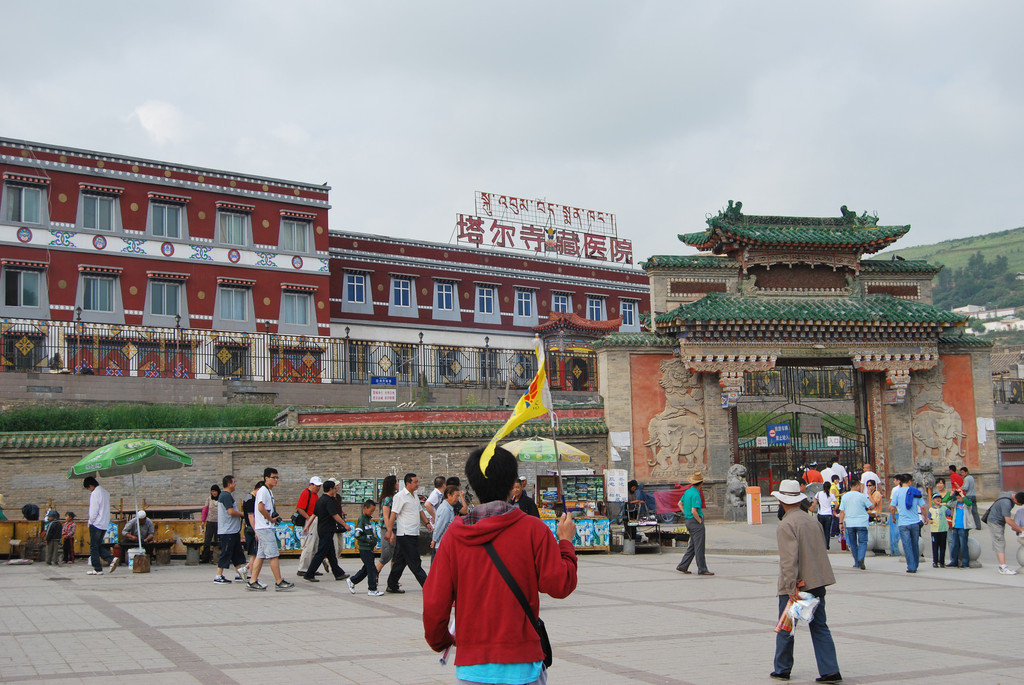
top-left (309, 476), bottom-right (323, 486)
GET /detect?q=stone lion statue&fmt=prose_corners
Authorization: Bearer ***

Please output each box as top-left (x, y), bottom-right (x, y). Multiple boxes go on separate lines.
top-left (912, 457), bottom-right (936, 492)
top-left (724, 463), bottom-right (748, 522)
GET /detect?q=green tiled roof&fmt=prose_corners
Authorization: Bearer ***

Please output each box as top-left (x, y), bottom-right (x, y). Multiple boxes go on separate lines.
top-left (655, 292), bottom-right (966, 326)
top-left (593, 332), bottom-right (677, 348)
top-left (861, 259), bottom-right (942, 274)
top-left (937, 334), bottom-right (993, 348)
top-left (682, 216), bottom-right (909, 251)
top-left (641, 255), bottom-right (739, 270)
top-left (0, 420), bottom-right (608, 449)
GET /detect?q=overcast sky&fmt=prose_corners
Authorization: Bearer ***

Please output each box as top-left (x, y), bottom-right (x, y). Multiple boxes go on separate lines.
top-left (3, 1), bottom-right (1021, 266)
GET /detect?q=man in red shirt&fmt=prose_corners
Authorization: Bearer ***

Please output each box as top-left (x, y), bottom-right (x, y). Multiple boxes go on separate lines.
top-left (423, 446), bottom-right (577, 682)
top-left (296, 476), bottom-right (323, 577)
top-left (948, 465), bottom-right (964, 490)
top-left (803, 463), bottom-right (824, 485)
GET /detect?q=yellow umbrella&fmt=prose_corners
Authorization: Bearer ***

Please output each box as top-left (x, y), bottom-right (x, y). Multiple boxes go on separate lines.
top-left (501, 437), bottom-right (590, 463)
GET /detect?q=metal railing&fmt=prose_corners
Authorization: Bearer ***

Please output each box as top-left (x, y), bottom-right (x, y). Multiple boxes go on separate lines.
top-left (0, 317), bottom-right (555, 389)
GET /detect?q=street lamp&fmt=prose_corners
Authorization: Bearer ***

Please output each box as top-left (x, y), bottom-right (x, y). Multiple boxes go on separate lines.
top-left (484, 336), bottom-right (491, 402)
top-left (74, 306), bottom-right (82, 374)
top-left (174, 314), bottom-right (181, 378)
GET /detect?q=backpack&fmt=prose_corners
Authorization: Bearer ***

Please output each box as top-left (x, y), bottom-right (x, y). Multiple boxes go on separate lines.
top-left (981, 497), bottom-right (1011, 525)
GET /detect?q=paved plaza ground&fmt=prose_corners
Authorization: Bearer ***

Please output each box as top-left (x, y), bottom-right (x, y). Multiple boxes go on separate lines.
top-left (2, 519), bottom-right (1022, 685)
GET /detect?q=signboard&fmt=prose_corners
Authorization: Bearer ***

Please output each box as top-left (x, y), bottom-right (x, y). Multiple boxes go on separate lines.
top-left (370, 376), bottom-right (397, 402)
top-left (605, 469), bottom-right (628, 503)
top-left (454, 191), bottom-right (632, 264)
top-left (766, 423), bottom-right (791, 446)
top-left (755, 436), bottom-right (769, 448)
top-left (800, 415), bottom-right (822, 434)
top-left (826, 435), bottom-right (842, 448)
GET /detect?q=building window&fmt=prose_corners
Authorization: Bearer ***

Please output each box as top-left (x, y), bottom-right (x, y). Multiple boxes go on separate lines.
top-left (587, 296), bottom-right (606, 321)
top-left (392, 278), bottom-right (412, 307)
top-left (5, 185), bottom-right (43, 223)
top-left (150, 281), bottom-right (181, 317)
top-left (3, 270), bottom-right (40, 307)
top-left (151, 203), bottom-right (182, 239)
top-left (516, 290), bottom-right (533, 318)
top-left (281, 292), bottom-right (311, 326)
top-left (280, 219), bottom-right (309, 252)
top-left (477, 285), bottom-right (495, 314)
top-left (552, 292), bottom-right (570, 313)
top-left (436, 282), bottom-right (454, 311)
top-left (83, 276), bottom-right (115, 312)
top-left (345, 273), bottom-right (366, 304)
top-left (621, 300), bottom-right (636, 327)
top-left (219, 212), bottom-right (248, 246)
top-left (219, 287), bottom-right (248, 321)
top-left (82, 194), bottom-right (115, 231)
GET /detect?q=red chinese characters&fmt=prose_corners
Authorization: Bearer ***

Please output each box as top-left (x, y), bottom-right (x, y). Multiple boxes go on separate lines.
top-left (583, 233), bottom-right (607, 261)
top-left (610, 238), bottom-right (633, 264)
top-left (457, 214), bottom-right (484, 244)
top-left (489, 220), bottom-right (515, 247)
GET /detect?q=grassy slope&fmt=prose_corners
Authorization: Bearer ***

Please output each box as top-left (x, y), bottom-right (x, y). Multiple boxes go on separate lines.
top-left (875, 225), bottom-right (1024, 271)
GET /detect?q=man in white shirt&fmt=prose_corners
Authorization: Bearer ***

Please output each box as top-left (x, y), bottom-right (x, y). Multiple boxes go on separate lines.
top-left (830, 459), bottom-right (849, 486)
top-left (247, 467), bottom-right (294, 592)
top-left (385, 473), bottom-right (433, 593)
top-left (859, 463), bottom-right (881, 489)
top-left (84, 476), bottom-right (117, 576)
top-left (424, 476), bottom-right (446, 521)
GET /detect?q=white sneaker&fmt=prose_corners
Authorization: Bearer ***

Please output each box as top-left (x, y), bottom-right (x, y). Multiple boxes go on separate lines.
top-left (368, 590), bottom-right (385, 597)
top-left (86, 570), bottom-right (102, 576)
top-left (998, 566), bottom-right (1017, 575)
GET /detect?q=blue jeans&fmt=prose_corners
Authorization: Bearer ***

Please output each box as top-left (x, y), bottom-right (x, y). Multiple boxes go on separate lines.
top-left (89, 524), bottom-right (113, 572)
top-left (846, 527), bottom-right (867, 565)
top-left (949, 528), bottom-right (970, 567)
top-left (774, 589), bottom-right (839, 677)
top-left (898, 524), bottom-right (920, 571)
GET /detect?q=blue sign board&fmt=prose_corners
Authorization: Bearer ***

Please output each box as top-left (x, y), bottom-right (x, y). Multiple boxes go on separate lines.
top-left (766, 423), bottom-right (791, 446)
top-left (370, 376), bottom-right (396, 386)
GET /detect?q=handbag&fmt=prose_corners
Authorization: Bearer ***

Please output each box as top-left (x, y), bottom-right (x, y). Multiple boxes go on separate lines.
top-left (290, 511), bottom-right (305, 527)
top-left (981, 497), bottom-right (1010, 525)
top-left (483, 541), bottom-right (553, 668)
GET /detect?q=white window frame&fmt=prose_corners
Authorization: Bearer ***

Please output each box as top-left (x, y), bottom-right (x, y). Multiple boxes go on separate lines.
top-left (151, 202), bottom-right (182, 239)
top-left (281, 291), bottom-right (311, 326)
top-left (83, 275), bottom-right (115, 312)
top-left (149, 281), bottom-right (181, 317)
top-left (3, 269), bottom-right (40, 307)
top-left (218, 211), bottom-right (249, 246)
top-left (436, 282), bottom-right (454, 311)
top-left (552, 292), bottom-right (570, 314)
top-left (82, 194), bottom-right (115, 232)
top-left (392, 278), bottom-right (411, 308)
top-left (5, 184), bottom-right (43, 224)
top-left (219, 287), bottom-right (248, 321)
top-left (620, 300), bottom-right (636, 327)
top-left (345, 273), bottom-right (366, 304)
top-left (516, 290), bottom-right (533, 318)
top-left (477, 285), bottom-right (495, 315)
top-left (280, 219), bottom-right (310, 253)
top-left (587, 296), bottom-right (606, 321)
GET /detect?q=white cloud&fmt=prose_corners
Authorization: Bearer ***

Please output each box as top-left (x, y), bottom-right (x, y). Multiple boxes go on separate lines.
top-left (130, 101), bottom-right (188, 146)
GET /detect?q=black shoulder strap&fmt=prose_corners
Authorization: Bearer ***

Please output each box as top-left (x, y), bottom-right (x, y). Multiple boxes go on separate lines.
top-left (483, 541), bottom-right (540, 629)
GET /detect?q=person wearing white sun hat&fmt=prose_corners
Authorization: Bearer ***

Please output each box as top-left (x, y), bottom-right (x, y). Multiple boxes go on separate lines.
top-left (769, 480), bottom-right (841, 683)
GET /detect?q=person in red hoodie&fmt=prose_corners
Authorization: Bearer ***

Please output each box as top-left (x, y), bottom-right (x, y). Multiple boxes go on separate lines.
top-left (423, 445), bottom-right (578, 684)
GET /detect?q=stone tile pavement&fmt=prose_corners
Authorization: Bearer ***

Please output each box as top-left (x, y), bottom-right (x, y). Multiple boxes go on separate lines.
top-left (2, 519), bottom-right (1023, 684)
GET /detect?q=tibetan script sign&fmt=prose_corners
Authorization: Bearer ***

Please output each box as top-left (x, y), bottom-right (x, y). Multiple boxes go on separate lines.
top-left (455, 192), bottom-right (632, 264)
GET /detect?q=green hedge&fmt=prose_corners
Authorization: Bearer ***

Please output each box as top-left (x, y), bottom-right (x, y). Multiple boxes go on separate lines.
top-left (0, 404), bottom-right (277, 432)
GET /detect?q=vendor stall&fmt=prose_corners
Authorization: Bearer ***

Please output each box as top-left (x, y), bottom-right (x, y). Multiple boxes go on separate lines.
top-left (536, 474), bottom-right (610, 552)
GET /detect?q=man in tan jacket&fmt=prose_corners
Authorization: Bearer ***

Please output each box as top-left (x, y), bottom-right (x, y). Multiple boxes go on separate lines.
top-left (770, 480), bottom-right (842, 683)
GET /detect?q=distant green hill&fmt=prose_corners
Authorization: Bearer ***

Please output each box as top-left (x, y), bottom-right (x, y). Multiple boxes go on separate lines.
top-left (875, 225), bottom-right (1024, 273)
top-left (870, 226), bottom-right (1024, 311)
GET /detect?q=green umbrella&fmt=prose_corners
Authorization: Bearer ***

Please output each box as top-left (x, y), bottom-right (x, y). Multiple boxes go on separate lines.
top-left (502, 437), bottom-right (590, 463)
top-left (67, 439), bottom-right (193, 478)
top-left (67, 439), bottom-right (194, 554)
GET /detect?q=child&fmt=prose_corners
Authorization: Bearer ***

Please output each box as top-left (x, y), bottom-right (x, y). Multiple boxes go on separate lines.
top-left (61, 512), bottom-right (77, 563)
top-left (44, 511), bottom-right (62, 565)
top-left (346, 500), bottom-right (383, 597)
top-left (949, 489), bottom-right (973, 568)
top-left (929, 493), bottom-right (949, 567)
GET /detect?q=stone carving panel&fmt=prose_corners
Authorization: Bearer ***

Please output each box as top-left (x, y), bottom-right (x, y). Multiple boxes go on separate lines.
top-left (643, 358), bottom-right (707, 480)
top-left (909, 362), bottom-right (967, 463)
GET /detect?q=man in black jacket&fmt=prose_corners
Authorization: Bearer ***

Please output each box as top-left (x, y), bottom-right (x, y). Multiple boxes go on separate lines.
top-left (510, 476), bottom-right (541, 518)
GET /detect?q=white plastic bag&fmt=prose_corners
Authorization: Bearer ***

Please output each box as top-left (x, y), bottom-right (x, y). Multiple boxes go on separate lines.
top-left (787, 591), bottom-right (821, 625)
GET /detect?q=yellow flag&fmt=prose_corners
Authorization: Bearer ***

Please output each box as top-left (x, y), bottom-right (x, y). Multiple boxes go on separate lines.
top-left (480, 339), bottom-right (551, 475)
